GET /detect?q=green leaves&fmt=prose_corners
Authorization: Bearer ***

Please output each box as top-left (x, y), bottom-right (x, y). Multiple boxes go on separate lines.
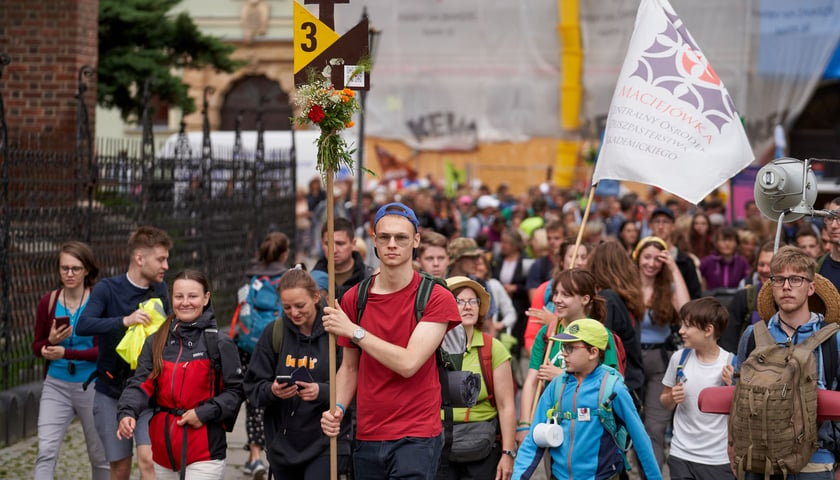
top-left (97, 0), bottom-right (243, 120)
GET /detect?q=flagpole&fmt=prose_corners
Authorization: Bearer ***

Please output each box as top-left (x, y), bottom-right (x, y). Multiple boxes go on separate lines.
top-left (528, 182), bottom-right (597, 422)
top-left (528, 321), bottom-right (563, 423)
top-left (326, 170), bottom-right (338, 480)
top-left (570, 183), bottom-right (598, 266)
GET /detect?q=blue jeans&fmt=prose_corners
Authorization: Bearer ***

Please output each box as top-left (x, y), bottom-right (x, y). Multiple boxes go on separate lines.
top-left (353, 433), bottom-right (444, 480)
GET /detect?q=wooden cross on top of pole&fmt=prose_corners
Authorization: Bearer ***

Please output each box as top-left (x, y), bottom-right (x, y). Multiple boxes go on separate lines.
top-left (304, 0), bottom-right (349, 30)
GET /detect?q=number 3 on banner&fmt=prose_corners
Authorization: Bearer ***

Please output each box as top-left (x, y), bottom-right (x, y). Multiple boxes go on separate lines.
top-left (300, 22), bottom-right (317, 52)
top-left (293, 1), bottom-right (339, 75)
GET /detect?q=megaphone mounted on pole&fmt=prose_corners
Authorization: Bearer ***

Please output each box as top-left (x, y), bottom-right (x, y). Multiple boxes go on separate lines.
top-left (754, 157), bottom-right (839, 252)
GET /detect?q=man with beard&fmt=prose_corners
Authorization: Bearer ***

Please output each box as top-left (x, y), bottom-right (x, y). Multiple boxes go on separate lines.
top-left (77, 226), bottom-right (172, 480)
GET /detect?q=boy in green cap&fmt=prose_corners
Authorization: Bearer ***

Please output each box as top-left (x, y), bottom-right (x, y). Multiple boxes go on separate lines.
top-left (513, 318), bottom-right (661, 480)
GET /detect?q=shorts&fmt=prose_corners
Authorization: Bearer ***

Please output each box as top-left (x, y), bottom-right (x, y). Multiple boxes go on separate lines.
top-left (93, 390), bottom-right (153, 462)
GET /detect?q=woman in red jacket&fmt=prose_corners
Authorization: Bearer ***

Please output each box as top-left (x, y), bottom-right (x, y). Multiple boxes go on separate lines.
top-left (117, 270), bottom-right (244, 479)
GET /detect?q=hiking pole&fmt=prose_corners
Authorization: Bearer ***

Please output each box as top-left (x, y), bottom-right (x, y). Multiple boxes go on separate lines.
top-left (326, 170), bottom-right (338, 480)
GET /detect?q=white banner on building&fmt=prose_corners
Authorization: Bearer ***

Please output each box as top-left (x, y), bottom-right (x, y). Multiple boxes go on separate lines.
top-left (333, 1), bottom-right (562, 150)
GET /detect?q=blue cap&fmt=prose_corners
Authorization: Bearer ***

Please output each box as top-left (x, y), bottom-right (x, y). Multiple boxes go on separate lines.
top-left (650, 205), bottom-right (675, 222)
top-left (373, 202), bottom-right (420, 232)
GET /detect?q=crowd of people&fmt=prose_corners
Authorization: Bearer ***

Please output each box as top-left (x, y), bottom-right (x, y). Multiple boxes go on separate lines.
top-left (28, 181), bottom-right (840, 480)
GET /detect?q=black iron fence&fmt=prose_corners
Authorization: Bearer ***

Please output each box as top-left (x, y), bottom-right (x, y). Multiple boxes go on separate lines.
top-left (0, 59), bottom-right (297, 390)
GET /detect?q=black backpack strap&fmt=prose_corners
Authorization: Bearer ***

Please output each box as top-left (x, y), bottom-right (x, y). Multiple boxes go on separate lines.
top-left (356, 276), bottom-right (374, 327)
top-left (415, 272), bottom-right (437, 323)
top-left (271, 317), bottom-right (285, 354)
top-left (204, 328), bottom-right (222, 395)
top-left (414, 272), bottom-right (456, 469)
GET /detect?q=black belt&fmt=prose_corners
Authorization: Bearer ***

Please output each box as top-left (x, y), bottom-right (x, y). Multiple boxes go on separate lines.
top-left (641, 343), bottom-right (665, 350)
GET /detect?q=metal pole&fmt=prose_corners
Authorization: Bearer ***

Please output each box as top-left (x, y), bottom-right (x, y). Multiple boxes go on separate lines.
top-left (0, 52), bottom-right (11, 390)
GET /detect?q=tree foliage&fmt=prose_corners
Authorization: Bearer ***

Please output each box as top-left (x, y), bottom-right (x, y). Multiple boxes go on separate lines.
top-left (98, 0), bottom-right (242, 120)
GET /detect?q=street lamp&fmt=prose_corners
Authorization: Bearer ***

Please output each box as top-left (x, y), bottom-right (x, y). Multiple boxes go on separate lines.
top-left (355, 7), bottom-right (381, 234)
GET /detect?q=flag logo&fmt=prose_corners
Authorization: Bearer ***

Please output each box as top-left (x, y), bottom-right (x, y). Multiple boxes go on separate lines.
top-left (630, 12), bottom-right (737, 133)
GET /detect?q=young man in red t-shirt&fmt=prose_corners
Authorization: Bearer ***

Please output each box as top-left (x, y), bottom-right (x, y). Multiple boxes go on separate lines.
top-left (322, 203), bottom-right (461, 479)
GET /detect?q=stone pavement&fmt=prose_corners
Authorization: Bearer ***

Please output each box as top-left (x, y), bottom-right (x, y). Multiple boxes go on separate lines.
top-left (0, 403), bottom-right (257, 480)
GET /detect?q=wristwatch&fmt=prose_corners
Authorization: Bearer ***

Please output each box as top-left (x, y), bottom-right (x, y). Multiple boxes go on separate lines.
top-left (351, 327), bottom-right (366, 344)
top-left (501, 449), bottom-right (516, 459)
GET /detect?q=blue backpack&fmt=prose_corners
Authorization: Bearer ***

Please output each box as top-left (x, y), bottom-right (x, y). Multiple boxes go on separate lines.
top-left (230, 275), bottom-right (282, 353)
top-left (550, 365), bottom-right (632, 471)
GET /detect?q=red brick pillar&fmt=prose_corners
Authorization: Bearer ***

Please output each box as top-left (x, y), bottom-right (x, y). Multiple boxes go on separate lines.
top-left (0, 0), bottom-right (98, 138)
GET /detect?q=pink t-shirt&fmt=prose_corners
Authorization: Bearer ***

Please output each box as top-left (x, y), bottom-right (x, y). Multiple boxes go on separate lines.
top-left (339, 272), bottom-right (461, 441)
top-left (524, 280), bottom-right (551, 353)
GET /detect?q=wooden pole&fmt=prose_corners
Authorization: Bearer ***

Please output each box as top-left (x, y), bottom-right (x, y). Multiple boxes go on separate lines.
top-left (528, 183), bottom-right (598, 422)
top-left (569, 184), bottom-right (597, 267)
top-left (326, 171), bottom-right (337, 480)
top-left (528, 320), bottom-right (563, 422)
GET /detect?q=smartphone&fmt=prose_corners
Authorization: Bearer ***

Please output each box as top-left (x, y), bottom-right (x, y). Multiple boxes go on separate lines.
top-left (275, 375), bottom-right (294, 386)
top-left (54, 316), bottom-right (70, 329)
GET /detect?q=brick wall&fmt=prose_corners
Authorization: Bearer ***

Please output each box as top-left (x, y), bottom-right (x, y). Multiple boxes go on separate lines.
top-left (0, 0), bottom-right (98, 138)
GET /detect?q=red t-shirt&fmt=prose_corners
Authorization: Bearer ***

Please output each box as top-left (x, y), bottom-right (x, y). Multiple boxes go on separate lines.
top-left (339, 272), bottom-right (460, 441)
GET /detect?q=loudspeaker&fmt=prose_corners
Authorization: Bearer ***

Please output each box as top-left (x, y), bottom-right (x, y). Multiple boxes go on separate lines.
top-left (754, 157), bottom-right (817, 222)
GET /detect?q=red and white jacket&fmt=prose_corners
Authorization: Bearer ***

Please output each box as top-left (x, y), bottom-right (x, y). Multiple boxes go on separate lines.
top-left (118, 305), bottom-right (244, 470)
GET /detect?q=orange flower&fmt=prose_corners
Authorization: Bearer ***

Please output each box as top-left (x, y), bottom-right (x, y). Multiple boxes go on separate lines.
top-left (345, 121), bottom-right (355, 128)
top-left (343, 88), bottom-right (355, 98)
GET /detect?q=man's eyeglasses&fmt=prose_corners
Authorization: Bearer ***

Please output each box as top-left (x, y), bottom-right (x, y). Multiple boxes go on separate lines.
top-left (561, 344), bottom-right (590, 355)
top-left (770, 275), bottom-right (812, 288)
top-left (374, 233), bottom-right (413, 247)
top-left (825, 215), bottom-right (840, 225)
top-left (60, 266), bottom-right (84, 275)
top-left (455, 298), bottom-right (480, 308)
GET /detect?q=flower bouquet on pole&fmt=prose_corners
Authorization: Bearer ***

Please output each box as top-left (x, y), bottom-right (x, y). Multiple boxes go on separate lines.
top-left (292, 57), bottom-right (368, 480)
top-left (293, 58), bottom-right (369, 175)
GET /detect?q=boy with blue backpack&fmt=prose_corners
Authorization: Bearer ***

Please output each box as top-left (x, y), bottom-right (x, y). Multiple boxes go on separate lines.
top-left (660, 297), bottom-right (735, 480)
top-left (513, 318), bottom-right (660, 480)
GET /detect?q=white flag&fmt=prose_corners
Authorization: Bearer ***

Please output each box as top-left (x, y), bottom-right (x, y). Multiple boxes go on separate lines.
top-left (592, 0), bottom-right (754, 204)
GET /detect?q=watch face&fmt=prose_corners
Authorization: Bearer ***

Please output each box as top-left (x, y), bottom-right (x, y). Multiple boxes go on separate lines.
top-left (353, 328), bottom-right (365, 341)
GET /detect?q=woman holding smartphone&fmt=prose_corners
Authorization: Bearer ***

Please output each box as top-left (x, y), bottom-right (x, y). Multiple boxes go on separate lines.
top-left (31, 241), bottom-right (108, 479)
top-left (244, 268), bottom-right (351, 479)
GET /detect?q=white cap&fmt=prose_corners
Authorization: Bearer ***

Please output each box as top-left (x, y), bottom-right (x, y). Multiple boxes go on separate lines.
top-left (476, 195), bottom-right (500, 210)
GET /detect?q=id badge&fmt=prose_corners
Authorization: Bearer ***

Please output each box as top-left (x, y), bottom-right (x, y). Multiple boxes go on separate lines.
top-left (577, 407), bottom-right (591, 422)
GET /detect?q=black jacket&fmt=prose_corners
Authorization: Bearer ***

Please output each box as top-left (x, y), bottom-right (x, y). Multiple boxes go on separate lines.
top-left (243, 308), bottom-right (351, 466)
top-left (720, 284), bottom-right (760, 353)
top-left (675, 250), bottom-right (703, 299)
top-left (313, 250), bottom-right (373, 301)
top-left (492, 254), bottom-right (530, 342)
top-left (77, 275), bottom-right (171, 398)
top-left (601, 289), bottom-right (644, 393)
